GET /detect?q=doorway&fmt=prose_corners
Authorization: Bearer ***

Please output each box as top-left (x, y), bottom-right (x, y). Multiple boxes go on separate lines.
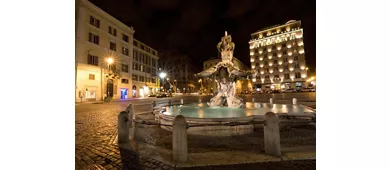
top-left (107, 79), bottom-right (114, 97)
top-left (120, 88), bottom-right (128, 99)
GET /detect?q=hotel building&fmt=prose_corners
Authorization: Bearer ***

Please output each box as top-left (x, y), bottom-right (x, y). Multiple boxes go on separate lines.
top-left (249, 20), bottom-right (308, 91)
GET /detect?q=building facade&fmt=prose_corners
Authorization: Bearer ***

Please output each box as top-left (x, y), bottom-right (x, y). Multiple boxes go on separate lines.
top-left (158, 50), bottom-right (198, 93)
top-left (75, 0), bottom-right (158, 102)
top-left (131, 39), bottom-right (159, 97)
top-left (203, 57), bottom-right (253, 94)
top-left (249, 20), bottom-right (308, 92)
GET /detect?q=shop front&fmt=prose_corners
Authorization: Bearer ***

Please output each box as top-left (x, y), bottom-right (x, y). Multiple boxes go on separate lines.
top-left (85, 86), bottom-right (97, 101)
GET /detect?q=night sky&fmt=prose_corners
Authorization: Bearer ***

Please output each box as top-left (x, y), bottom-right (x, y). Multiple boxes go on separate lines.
top-left (89, 0), bottom-right (315, 71)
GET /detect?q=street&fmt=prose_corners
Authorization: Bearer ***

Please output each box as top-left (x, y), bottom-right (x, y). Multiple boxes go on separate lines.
top-left (75, 93), bottom-right (316, 169)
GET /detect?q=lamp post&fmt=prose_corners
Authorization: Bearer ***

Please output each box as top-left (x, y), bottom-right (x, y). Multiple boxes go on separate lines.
top-left (102, 57), bottom-right (114, 101)
top-left (159, 72), bottom-right (167, 92)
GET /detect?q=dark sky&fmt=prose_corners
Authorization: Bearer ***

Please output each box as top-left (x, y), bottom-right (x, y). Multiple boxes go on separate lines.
top-left (89, 0), bottom-right (316, 71)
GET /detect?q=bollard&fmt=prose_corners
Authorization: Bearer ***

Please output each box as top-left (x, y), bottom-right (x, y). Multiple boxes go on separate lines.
top-left (264, 112), bottom-right (281, 156)
top-left (126, 104), bottom-right (135, 140)
top-left (199, 99), bottom-right (202, 103)
top-left (152, 101), bottom-right (156, 108)
top-left (118, 111), bottom-right (130, 143)
top-left (292, 98), bottom-right (297, 105)
top-left (252, 98), bottom-right (255, 103)
top-left (270, 98), bottom-right (273, 104)
top-left (168, 100), bottom-right (172, 106)
top-left (172, 115), bottom-right (188, 162)
top-left (181, 99), bottom-right (184, 104)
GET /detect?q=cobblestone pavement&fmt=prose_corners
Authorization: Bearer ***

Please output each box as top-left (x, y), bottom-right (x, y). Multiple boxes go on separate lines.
top-left (76, 97), bottom-right (316, 170)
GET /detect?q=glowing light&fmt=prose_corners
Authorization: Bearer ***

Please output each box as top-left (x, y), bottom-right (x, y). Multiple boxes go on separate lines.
top-left (250, 52), bottom-right (254, 56)
top-left (288, 52), bottom-right (292, 56)
top-left (298, 41), bottom-right (304, 46)
top-left (277, 46), bottom-right (281, 50)
top-left (278, 61), bottom-right (283, 65)
top-left (139, 88), bottom-right (144, 97)
top-left (259, 57), bottom-right (263, 61)
top-left (250, 45), bottom-right (254, 49)
top-left (289, 67), bottom-right (294, 71)
top-left (268, 55), bottom-right (272, 59)
top-left (288, 60), bottom-right (293, 63)
top-left (159, 72), bottom-right (167, 79)
top-left (106, 58), bottom-right (114, 64)
top-left (278, 53), bottom-right (282, 57)
top-left (287, 44), bottom-right (292, 48)
top-left (259, 51), bottom-right (263, 54)
top-left (260, 64), bottom-right (264, 68)
top-left (250, 58), bottom-right (254, 62)
top-left (302, 74), bottom-right (307, 78)
top-left (269, 70), bottom-right (274, 73)
top-left (268, 48), bottom-right (271, 52)
top-left (251, 65), bottom-right (255, 69)
top-left (252, 78), bottom-right (256, 82)
top-left (261, 79), bottom-right (265, 83)
top-left (279, 69), bottom-right (283, 72)
top-left (269, 63), bottom-right (273, 66)
top-left (260, 71), bottom-right (264, 74)
top-left (299, 49), bottom-right (305, 54)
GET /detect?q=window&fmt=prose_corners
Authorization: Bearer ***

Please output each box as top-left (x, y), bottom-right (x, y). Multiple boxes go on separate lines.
top-left (133, 40), bottom-right (138, 46)
top-left (294, 56), bottom-right (298, 60)
top-left (272, 46), bottom-right (276, 50)
top-left (108, 26), bottom-right (116, 36)
top-left (140, 65), bottom-right (144, 72)
top-left (273, 60), bottom-right (277, 64)
top-left (88, 33), bottom-right (99, 45)
top-left (110, 42), bottom-right (116, 51)
top-left (284, 65), bottom-right (288, 70)
top-left (152, 50), bottom-right (156, 55)
top-left (254, 49), bottom-right (258, 53)
top-left (122, 34), bottom-right (129, 42)
top-left (274, 75), bottom-right (279, 79)
top-left (132, 74), bottom-right (138, 81)
top-left (285, 74), bottom-right (290, 79)
top-left (132, 63), bottom-right (138, 70)
top-left (283, 58), bottom-right (288, 62)
top-left (152, 59), bottom-right (156, 67)
top-left (152, 78), bottom-right (156, 83)
top-left (282, 43), bottom-right (286, 48)
top-left (263, 48), bottom-right (267, 52)
top-left (87, 55), bottom-right (99, 66)
top-left (282, 51), bottom-right (287, 55)
top-left (90, 16), bottom-right (100, 28)
top-left (273, 52), bottom-right (276, 56)
top-left (140, 53), bottom-right (144, 63)
top-left (122, 64), bottom-right (129, 72)
top-left (141, 44), bottom-right (145, 50)
top-left (121, 79), bottom-right (129, 84)
top-left (89, 74), bottom-right (95, 80)
top-left (122, 47), bottom-right (129, 56)
top-left (265, 75), bottom-right (270, 79)
top-left (255, 63), bottom-right (259, 66)
top-left (295, 63), bottom-right (300, 69)
top-left (133, 50), bottom-right (138, 61)
top-left (295, 72), bottom-right (301, 78)
top-left (266, 68), bottom-right (269, 72)
top-left (139, 76), bottom-right (144, 82)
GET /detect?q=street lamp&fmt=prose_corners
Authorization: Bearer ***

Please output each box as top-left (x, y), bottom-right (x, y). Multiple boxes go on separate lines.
top-left (159, 72), bottom-right (167, 92)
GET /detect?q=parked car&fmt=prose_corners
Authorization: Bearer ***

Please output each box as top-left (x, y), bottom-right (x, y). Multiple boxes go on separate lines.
top-left (148, 94), bottom-right (156, 97)
top-left (282, 88), bottom-right (297, 93)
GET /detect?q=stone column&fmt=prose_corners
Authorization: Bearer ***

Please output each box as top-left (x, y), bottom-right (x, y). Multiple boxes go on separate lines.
top-left (270, 98), bottom-right (273, 104)
top-left (199, 99), bottom-right (202, 103)
top-left (252, 98), bottom-right (255, 103)
top-left (118, 111), bottom-right (130, 143)
top-left (264, 112), bottom-right (281, 156)
top-left (172, 115), bottom-right (188, 162)
top-left (181, 99), bottom-right (184, 104)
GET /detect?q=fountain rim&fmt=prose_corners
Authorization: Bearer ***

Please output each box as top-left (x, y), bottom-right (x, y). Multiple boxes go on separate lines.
top-left (156, 102), bottom-right (316, 122)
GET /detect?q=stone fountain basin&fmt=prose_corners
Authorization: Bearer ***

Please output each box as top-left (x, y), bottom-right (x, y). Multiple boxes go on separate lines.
top-left (157, 102), bottom-right (315, 136)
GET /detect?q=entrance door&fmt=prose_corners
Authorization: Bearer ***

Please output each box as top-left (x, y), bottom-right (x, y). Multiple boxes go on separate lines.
top-left (120, 88), bottom-right (128, 99)
top-left (107, 79), bottom-right (114, 97)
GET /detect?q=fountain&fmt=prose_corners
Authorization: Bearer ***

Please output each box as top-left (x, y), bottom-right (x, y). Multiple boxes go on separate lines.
top-left (156, 32), bottom-right (315, 136)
